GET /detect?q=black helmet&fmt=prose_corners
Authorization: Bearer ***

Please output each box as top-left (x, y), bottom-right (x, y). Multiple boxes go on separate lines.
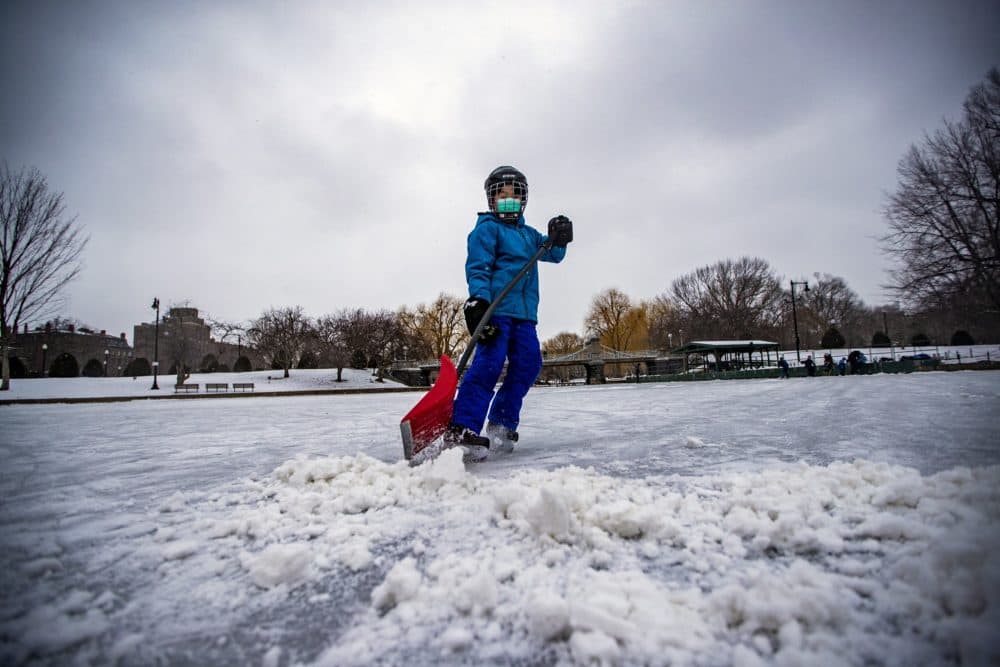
top-left (484, 165), bottom-right (528, 222)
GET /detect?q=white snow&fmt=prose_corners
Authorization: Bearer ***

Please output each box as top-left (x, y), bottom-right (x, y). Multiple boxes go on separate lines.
top-left (1, 367), bottom-right (405, 400)
top-left (240, 543), bottom-right (316, 589)
top-left (0, 370), bottom-right (998, 665)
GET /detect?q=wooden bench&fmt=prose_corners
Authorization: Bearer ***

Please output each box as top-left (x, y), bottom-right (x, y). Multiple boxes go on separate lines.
top-left (206, 383), bottom-right (228, 393)
top-left (174, 384), bottom-right (199, 394)
top-left (232, 382), bottom-right (255, 392)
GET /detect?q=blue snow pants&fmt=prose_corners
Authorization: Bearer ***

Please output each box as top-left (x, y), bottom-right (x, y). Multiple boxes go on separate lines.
top-left (452, 317), bottom-right (543, 433)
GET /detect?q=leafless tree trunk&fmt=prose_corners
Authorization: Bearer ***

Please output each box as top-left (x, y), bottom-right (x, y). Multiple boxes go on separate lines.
top-left (883, 68), bottom-right (1000, 315)
top-left (315, 313), bottom-right (352, 381)
top-left (161, 308), bottom-right (197, 385)
top-left (0, 164), bottom-right (87, 390)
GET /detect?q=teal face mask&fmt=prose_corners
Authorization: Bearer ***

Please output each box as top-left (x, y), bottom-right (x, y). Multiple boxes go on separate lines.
top-left (496, 198), bottom-right (522, 214)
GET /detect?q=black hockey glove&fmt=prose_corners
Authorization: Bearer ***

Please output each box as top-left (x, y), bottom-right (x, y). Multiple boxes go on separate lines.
top-left (547, 215), bottom-right (574, 247)
top-left (464, 298), bottom-right (499, 343)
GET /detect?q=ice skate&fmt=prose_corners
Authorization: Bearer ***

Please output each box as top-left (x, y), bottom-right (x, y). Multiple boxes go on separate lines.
top-left (443, 423), bottom-right (490, 463)
top-left (485, 422), bottom-right (518, 454)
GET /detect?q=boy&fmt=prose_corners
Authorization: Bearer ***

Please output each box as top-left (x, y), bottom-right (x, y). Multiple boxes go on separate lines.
top-left (444, 165), bottom-right (573, 461)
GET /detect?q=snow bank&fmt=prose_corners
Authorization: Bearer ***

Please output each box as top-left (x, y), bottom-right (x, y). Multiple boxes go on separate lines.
top-left (127, 452), bottom-right (1000, 666)
top-left (2, 367), bottom-right (405, 400)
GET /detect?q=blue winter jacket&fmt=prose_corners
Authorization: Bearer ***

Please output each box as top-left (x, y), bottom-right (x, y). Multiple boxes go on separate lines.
top-left (466, 212), bottom-right (566, 323)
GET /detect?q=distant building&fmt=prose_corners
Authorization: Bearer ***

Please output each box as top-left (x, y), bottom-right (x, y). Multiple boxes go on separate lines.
top-left (5, 307), bottom-right (265, 379)
top-left (6, 323), bottom-right (132, 378)
top-left (132, 307), bottom-right (263, 375)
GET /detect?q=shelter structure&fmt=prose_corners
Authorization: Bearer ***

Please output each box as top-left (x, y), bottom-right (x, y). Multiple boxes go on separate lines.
top-left (671, 340), bottom-right (780, 373)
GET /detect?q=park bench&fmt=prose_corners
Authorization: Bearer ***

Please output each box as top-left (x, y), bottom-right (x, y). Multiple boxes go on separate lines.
top-left (206, 383), bottom-right (229, 393)
top-left (174, 384), bottom-right (199, 394)
top-left (232, 382), bottom-right (255, 392)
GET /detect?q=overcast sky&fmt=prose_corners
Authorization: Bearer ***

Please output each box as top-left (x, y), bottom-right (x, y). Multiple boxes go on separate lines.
top-left (2, 0), bottom-right (998, 344)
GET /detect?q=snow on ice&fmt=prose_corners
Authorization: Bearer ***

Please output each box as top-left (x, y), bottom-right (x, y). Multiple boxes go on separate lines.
top-left (0, 370), bottom-right (998, 665)
top-left (271, 452), bottom-right (1000, 667)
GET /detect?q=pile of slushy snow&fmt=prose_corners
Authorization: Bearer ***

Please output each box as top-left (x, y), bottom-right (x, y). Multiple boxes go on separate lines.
top-left (154, 451), bottom-right (1000, 666)
top-left (11, 452), bottom-right (999, 666)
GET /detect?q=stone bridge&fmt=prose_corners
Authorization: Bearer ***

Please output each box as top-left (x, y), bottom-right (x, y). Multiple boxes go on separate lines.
top-left (391, 342), bottom-right (676, 387)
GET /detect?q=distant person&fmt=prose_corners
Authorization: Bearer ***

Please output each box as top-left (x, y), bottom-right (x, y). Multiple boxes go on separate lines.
top-left (838, 356), bottom-right (847, 375)
top-left (848, 350), bottom-right (862, 375)
top-left (778, 356), bottom-right (790, 379)
top-left (803, 354), bottom-right (817, 377)
top-left (823, 353), bottom-right (835, 375)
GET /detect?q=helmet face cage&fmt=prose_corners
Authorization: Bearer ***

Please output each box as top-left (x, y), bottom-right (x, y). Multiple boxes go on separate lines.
top-left (485, 168), bottom-right (528, 222)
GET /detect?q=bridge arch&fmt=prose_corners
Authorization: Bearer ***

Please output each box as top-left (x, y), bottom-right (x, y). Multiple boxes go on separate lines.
top-left (51, 353), bottom-right (79, 378)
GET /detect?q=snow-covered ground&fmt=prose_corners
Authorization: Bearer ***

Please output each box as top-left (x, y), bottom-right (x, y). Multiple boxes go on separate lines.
top-left (4, 345), bottom-right (998, 402)
top-left (1, 371), bottom-right (998, 666)
top-left (1, 368), bottom-right (406, 400)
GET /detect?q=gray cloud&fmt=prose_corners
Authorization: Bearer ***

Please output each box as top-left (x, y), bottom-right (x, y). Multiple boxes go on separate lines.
top-left (2, 0), bottom-right (997, 342)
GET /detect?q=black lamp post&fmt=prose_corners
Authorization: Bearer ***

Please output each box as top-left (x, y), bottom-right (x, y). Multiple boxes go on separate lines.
top-left (151, 298), bottom-right (160, 390)
top-left (882, 310), bottom-right (895, 361)
top-left (41, 343), bottom-right (48, 378)
top-left (104, 349), bottom-right (109, 376)
top-left (789, 280), bottom-right (809, 363)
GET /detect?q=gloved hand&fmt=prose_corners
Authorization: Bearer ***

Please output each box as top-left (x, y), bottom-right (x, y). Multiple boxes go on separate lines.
top-left (547, 215), bottom-right (573, 247)
top-left (464, 298), bottom-right (499, 343)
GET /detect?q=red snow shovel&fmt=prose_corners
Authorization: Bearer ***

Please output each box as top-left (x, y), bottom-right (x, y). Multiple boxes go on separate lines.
top-left (400, 241), bottom-right (553, 460)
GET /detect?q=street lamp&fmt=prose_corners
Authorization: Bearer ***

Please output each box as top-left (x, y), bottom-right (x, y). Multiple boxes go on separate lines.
top-left (151, 297), bottom-right (161, 390)
top-left (104, 349), bottom-right (110, 377)
top-left (789, 280), bottom-right (809, 363)
top-left (41, 343), bottom-right (48, 378)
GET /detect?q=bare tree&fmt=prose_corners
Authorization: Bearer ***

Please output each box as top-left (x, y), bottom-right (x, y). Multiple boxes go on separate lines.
top-left (669, 257), bottom-right (785, 340)
top-left (646, 295), bottom-right (681, 350)
top-left (541, 331), bottom-right (584, 383)
top-left (315, 312), bottom-right (352, 381)
top-left (585, 288), bottom-right (644, 351)
top-left (41, 316), bottom-right (88, 332)
top-left (1, 164), bottom-right (87, 390)
top-left (374, 310), bottom-right (405, 380)
top-left (542, 331), bottom-right (584, 356)
top-left (395, 306), bottom-right (435, 361)
top-left (797, 273), bottom-right (867, 346)
top-left (324, 308), bottom-right (403, 380)
top-left (205, 316), bottom-right (247, 345)
top-left (247, 306), bottom-right (313, 378)
top-left (883, 68), bottom-right (1000, 315)
top-left (355, 309), bottom-right (402, 381)
top-left (397, 293), bottom-right (467, 359)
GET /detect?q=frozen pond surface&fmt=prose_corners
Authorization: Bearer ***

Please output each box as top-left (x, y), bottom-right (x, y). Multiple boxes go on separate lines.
top-left (1, 371), bottom-right (998, 666)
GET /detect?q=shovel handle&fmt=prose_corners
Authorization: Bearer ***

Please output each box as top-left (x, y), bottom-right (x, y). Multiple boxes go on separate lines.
top-left (456, 240), bottom-right (554, 376)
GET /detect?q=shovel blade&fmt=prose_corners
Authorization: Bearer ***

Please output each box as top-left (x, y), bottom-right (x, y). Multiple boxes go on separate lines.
top-left (400, 355), bottom-right (457, 459)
